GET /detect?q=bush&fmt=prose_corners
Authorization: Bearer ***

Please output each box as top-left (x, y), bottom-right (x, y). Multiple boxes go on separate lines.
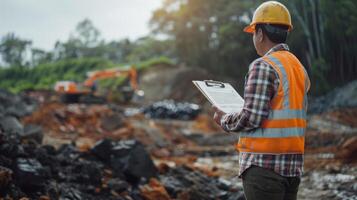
top-left (0, 58), bottom-right (113, 92)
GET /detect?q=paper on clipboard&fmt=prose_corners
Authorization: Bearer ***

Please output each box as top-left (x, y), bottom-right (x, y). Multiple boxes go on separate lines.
top-left (193, 80), bottom-right (244, 113)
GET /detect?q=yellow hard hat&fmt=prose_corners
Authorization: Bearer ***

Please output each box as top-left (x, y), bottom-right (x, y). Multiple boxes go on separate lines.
top-left (244, 1), bottom-right (292, 33)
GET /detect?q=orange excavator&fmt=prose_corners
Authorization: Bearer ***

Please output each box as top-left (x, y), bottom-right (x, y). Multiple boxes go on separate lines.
top-left (54, 66), bottom-right (142, 103)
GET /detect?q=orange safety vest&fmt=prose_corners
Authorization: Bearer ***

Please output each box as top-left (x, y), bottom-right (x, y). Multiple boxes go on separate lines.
top-left (236, 50), bottom-right (310, 154)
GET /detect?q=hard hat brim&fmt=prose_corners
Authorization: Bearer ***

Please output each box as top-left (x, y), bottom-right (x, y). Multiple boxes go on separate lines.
top-left (244, 23), bottom-right (293, 33)
top-left (243, 24), bottom-right (255, 33)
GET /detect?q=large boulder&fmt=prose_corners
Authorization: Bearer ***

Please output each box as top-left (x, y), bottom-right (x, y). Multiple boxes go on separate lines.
top-left (90, 139), bottom-right (158, 184)
top-left (110, 140), bottom-right (158, 184)
top-left (20, 124), bottom-right (44, 144)
top-left (15, 158), bottom-right (48, 190)
top-left (91, 138), bottom-right (113, 162)
top-left (0, 116), bottom-right (24, 136)
top-left (0, 89), bottom-right (37, 118)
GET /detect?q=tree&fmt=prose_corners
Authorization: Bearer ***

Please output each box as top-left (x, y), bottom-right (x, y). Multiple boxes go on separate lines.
top-left (126, 36), bottom-right (176, 62)
top-left (150, 0), bottom-right (258, 77)
top-left (53, 19), bottom-right (102, 60)
top-left (0, 33), bottom-right (32, 67)
top-left (74, 18), bottom-right (101, 47)
top-left (31, 48), bottom-right (53, 66)
top-left (283, 0), bottom-right (357, 94)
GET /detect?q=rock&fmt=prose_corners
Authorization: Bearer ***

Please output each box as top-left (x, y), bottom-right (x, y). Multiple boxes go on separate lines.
top-left (336, 136), bottom-right (357, 163)
top-left (0, 134), bottom-right (25, 159)
top-left (142, 100), bottom-right (201, 120)
top-left (140, 178), bottom-right (171, 200)
top-left (59, 186), bottom-right (83, 200)
top-left (309, 80), bottom-right (357, 114)
top-left (0, 89), bottom-right (18, 108)
top-left (227, 191), bottom-right (246, 200)
top-left (111, 140), bottom-right (158, 184)
top-left (41, 145), bottom-right (57, 156)
top-left (0, 166), bottom-right (12, 189)
top-left (5, 103), bottom-right (32, 118)
top-left (0, 89), bottom-right (37, 118)
top-left (0, 116), bottom-right (24, 136)
top-left (107, 178), bottom-right (130, 193)
top-left (159, 176), bottom-right (184, 197)
top-left (159, 166), bottom-right (242, 200)
top-left (91, 139), bottom-right (113, 162)
top-left (73, 160), bottom-right (103, 185)
top-left (15, 158), bottom-right (47, 190)
top-left (0, 155), bottom-right (13, 169)
top-left (74, 161), bottom-right (102, 186)
top-left (101, 113), bottom-right (124, 131)
top-left (0, 105), bottom-right (4, 115)
top-left (216, 178), bottom-right (232, 191)
top-left (44, 181), bottom-right (60, 200)
top-left (57, 144), bottom-right (79, 161)
top-left (20, 124), bottom-right (44, 144)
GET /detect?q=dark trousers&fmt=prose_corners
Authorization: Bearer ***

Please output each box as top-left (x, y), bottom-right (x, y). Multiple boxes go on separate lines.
top-left (242, 166), bottom-right (300, 200)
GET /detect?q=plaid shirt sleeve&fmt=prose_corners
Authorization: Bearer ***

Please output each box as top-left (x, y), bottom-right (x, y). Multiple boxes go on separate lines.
top-left (221, 59), bottom-right (280, 132)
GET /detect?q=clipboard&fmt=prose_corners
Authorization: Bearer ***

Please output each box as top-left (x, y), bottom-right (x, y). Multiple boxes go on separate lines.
top-left (193, 80), bottom-right (244, 113)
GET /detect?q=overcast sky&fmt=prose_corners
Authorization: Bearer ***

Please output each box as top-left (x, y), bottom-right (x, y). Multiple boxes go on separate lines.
top-left (0, 0), bottom-right (163, 50)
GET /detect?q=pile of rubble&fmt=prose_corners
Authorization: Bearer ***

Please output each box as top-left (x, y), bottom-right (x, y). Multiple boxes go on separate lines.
top-left (298, 164), bottom-right (357, 200)
top-left (0, 89), bottom-right (244, 199)
top-left (0, 89), bottom-right (38, 119)
top-left (309, 80), bottom-right (357, 114)
top-left (0, 131), bottom-right (245, 199)
top-left (142, 100), bottom-right (201, 120)
top-left (22, 103), bottom-right (132, 141)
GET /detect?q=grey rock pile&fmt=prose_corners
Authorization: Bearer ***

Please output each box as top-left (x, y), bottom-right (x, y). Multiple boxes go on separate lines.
top-left (309, 80), bottom-right (357, 114)
top-left (142, 99), bottom-right (201, 120)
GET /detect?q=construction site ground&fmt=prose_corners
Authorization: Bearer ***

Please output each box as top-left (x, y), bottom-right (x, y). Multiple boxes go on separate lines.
top-left (21, 100), bottom-right (357, 200)
top-left (0, 65), bottom-right (356, 199)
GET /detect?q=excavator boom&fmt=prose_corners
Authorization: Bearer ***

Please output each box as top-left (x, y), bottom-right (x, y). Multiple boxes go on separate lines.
top-left (83, 67), bottom-right (138, 90)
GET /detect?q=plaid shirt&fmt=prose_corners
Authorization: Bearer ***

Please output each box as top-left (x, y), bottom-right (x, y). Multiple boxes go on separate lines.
top-left (221, 43), bottom-right (304, 177)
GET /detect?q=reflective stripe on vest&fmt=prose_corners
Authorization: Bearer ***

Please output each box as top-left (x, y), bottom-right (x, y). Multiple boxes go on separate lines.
top-left (237, 51), bottom-right (310, 154)
top-left (267, 55), bottom-right (290, 108)
top-left (269, 109), bottom-right (306, 119)
top-left (239, 127), bottom-right (305, 138)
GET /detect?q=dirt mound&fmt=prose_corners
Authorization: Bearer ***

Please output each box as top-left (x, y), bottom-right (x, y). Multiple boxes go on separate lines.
top-left (139, 65), bottom-right (214, 104)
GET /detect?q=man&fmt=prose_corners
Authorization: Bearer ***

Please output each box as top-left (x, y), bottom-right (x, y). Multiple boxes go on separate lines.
top-left (213, 1), bottom-right (310, 200)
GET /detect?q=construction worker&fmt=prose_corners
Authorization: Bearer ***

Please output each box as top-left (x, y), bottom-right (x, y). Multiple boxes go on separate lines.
top-left (213, 1), bottom-right (310, 200)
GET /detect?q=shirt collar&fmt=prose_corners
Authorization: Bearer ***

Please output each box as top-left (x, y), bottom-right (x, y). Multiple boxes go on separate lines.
top-left (264, 43), bottom-right (289, 56)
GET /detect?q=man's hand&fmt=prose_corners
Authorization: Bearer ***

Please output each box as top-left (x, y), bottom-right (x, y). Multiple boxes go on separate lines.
top-left (212, 106), bottom-right (226, 126)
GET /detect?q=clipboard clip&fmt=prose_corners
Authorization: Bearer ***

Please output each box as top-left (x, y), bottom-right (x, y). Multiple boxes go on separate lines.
top-left (204, 80), bottom-right (225, 88)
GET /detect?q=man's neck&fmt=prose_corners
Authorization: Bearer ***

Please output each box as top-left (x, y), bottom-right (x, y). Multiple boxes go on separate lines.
top-left (261, 43), bottom-right (278, 56)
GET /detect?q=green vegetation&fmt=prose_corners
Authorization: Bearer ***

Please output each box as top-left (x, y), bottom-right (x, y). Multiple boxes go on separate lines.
top-left (0, 56), bottom-right (173, 93)
top-left (0, 58), bottom-right (111, 92)
top-left (136, 56), bottom-right (174, 70)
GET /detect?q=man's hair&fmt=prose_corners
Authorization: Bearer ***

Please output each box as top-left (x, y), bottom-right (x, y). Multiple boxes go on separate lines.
top-left (255, 24), bottom-right (289, 43)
